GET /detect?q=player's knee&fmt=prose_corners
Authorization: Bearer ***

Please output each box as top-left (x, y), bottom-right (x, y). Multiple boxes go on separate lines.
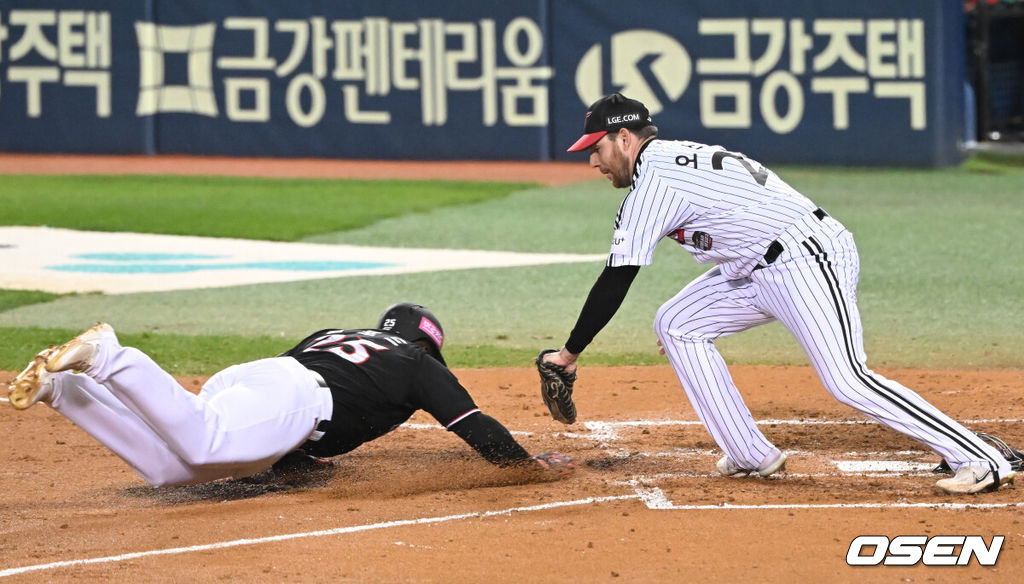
top-left (653, 306), bottom-right (673, 338)
top-left (819, 379), bottom-right (867, 409)
top-left (653, 307), bottom-right (698, 343)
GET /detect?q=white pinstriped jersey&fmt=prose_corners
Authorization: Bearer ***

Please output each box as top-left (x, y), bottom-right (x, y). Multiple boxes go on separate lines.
top-left (608, 139), bottom-right (818, 279)
top-left (625, 139), bottom-right (1012, 480)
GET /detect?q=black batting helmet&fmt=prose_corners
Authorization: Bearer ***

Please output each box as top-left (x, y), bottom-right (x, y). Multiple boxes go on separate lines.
top-left (377, 302), bottom-right (446, 366)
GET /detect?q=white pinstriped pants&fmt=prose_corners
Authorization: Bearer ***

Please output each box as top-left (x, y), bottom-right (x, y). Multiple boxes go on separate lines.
top-left (654, 212), bottom-right (1010, 476)
top-left (48, 341), bottom-right (333, 487)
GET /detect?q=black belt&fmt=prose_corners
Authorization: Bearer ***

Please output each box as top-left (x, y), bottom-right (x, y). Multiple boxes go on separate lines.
top-left (755, 208), bottom-right (828, 269)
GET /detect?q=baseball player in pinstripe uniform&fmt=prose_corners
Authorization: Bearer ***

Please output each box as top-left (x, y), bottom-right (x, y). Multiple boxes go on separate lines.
top-left (541, 93), bottom-right (1014, 494)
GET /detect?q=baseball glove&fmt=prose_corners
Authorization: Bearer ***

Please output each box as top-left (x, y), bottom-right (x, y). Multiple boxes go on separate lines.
top-left (932, 432), bottom-right (1024, 474)
top-left (536, 349), bottom-right (577, 424)
top-left (531, 451), bottom-right (575, 476)
top-left (978, 432), bottom-right (1024, 471)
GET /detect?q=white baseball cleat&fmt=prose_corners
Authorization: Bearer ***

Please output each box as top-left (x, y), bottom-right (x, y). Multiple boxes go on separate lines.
top-left (718, 449), bottom-right (787, 478)
top-left (45, 322), bottom-right (117, 374)
top-left (935, 464), bottom-right (1015, 495)
top-left (8, 347), bottom-right (58, 410)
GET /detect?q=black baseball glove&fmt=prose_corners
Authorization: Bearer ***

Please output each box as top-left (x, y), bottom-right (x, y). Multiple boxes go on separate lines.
top-left (536, 349), bottom-right (577, 424)
top-left (932, 432), bottom-right (1024, 474)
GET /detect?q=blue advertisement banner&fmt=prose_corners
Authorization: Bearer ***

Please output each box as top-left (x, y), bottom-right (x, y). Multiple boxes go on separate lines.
top-left (148, 1), bottom-right (551, 159)
top-left (0, 0), bottom-right (149, 153)
top-left (0, 0), bottom-right (965, 165)
top-left (550, 0), bottom-right (966, 166)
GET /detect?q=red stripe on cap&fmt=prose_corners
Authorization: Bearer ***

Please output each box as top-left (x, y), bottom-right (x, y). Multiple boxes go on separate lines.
top-left (566, 131), bottom-right (607, 152)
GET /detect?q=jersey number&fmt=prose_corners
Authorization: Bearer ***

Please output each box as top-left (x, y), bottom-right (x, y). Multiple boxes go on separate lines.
top-left (307, 335), bottom-right (389, 364)
top-left (711, 151), bottom-right (768, 186)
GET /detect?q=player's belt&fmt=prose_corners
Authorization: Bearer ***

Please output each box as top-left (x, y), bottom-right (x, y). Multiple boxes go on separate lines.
top-left (755, 208), bottom-right (828, 269)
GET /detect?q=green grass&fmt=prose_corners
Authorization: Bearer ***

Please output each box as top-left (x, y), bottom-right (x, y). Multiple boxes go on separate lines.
top-left (0, 327), bottom-right (666, 374)
top-left (0, 175), bottom-right (533, 241)
top-left (0, 326), bottom-right (293, 374)
top-left (0, 289), bottom-right (66, 313)
top-left (965, 150), bottom-right (1024, 172)
top-left (1, 159), bottom-right (1022, 373)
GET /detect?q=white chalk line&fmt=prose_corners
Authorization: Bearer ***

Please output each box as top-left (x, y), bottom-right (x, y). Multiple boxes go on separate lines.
top-left (591, 447), bottom-right (942, 459)
top-left (617, 478), bottom-right (1024, 511)
top-left (0, 494), bottom-right (639, 579)
top-left (5, 484), bottom-right (1010, 580)
top-left (609, 468), bottom-right (939, 480)
top-left (404, 423), bottom-right (531, 436)
top-left (599, 448), bottom-right (952, 473)
top-left (3, 416), bottom-right (1018, 577)
top-left (409, 417), bottom-right (1023, 443)
top-left (561, 418), bottom-right (1024, 442)
top-left (655, 499), bottom-right (1024, 511)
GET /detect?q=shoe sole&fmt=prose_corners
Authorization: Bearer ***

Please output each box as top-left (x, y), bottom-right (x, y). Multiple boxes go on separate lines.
top-left (757, 453), bottom-right (787, 477)
top-left (720, 452), bottom-right (787, 478)
top-left (935, 469), bottom-right (1016, 495)
top-left (45, 322), bottom-right (113, 373)
top-left (8, 348), bottom-right (56, 410)
top-left (717, 456), bottom-right (751, 477)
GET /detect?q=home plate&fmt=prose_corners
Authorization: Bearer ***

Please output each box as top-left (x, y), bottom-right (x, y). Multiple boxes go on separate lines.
top-left (0, 226), bottom-right (605, 294)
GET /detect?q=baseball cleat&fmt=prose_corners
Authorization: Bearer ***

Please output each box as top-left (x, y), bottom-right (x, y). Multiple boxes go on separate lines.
top-left (935, 464), bottom-right (1016, 495)
top-left (45, 322), bottom-right (116, 374)
top-left (8, 347), bottom-right (58, 410)
top-left (718, 450), bottom-right (787, 478)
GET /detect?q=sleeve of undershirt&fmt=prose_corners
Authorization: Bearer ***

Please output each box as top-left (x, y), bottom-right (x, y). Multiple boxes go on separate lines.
top-left (448, 412), bottom-right (531, 467)
top-left (564, 264), bottom-right (640, 355)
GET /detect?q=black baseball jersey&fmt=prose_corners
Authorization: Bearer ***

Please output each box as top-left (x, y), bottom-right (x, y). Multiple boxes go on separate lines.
top-left (283, 328), bottom-right (482, 459)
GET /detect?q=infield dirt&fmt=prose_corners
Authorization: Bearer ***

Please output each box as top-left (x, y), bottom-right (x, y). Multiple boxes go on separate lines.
top-left (1, 364), bottom-right (1022, 582)
top-left (1, 154), bottom-right (1021, 582)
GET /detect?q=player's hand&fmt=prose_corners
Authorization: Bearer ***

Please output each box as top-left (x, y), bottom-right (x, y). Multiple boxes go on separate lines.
top-left (541, 346), bottom-right (578, 375)
top-left (657, 340), bottom-right (665, 355)
top-left (530, 451), bottom-right (575, 477)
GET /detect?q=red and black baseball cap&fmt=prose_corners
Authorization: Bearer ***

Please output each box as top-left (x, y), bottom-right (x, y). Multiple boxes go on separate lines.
top-left (566, 93), bottom-right (653, 152)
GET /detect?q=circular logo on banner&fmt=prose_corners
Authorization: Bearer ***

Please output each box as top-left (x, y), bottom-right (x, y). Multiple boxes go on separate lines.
top-left (575, 30), bottom-right (692, 115)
